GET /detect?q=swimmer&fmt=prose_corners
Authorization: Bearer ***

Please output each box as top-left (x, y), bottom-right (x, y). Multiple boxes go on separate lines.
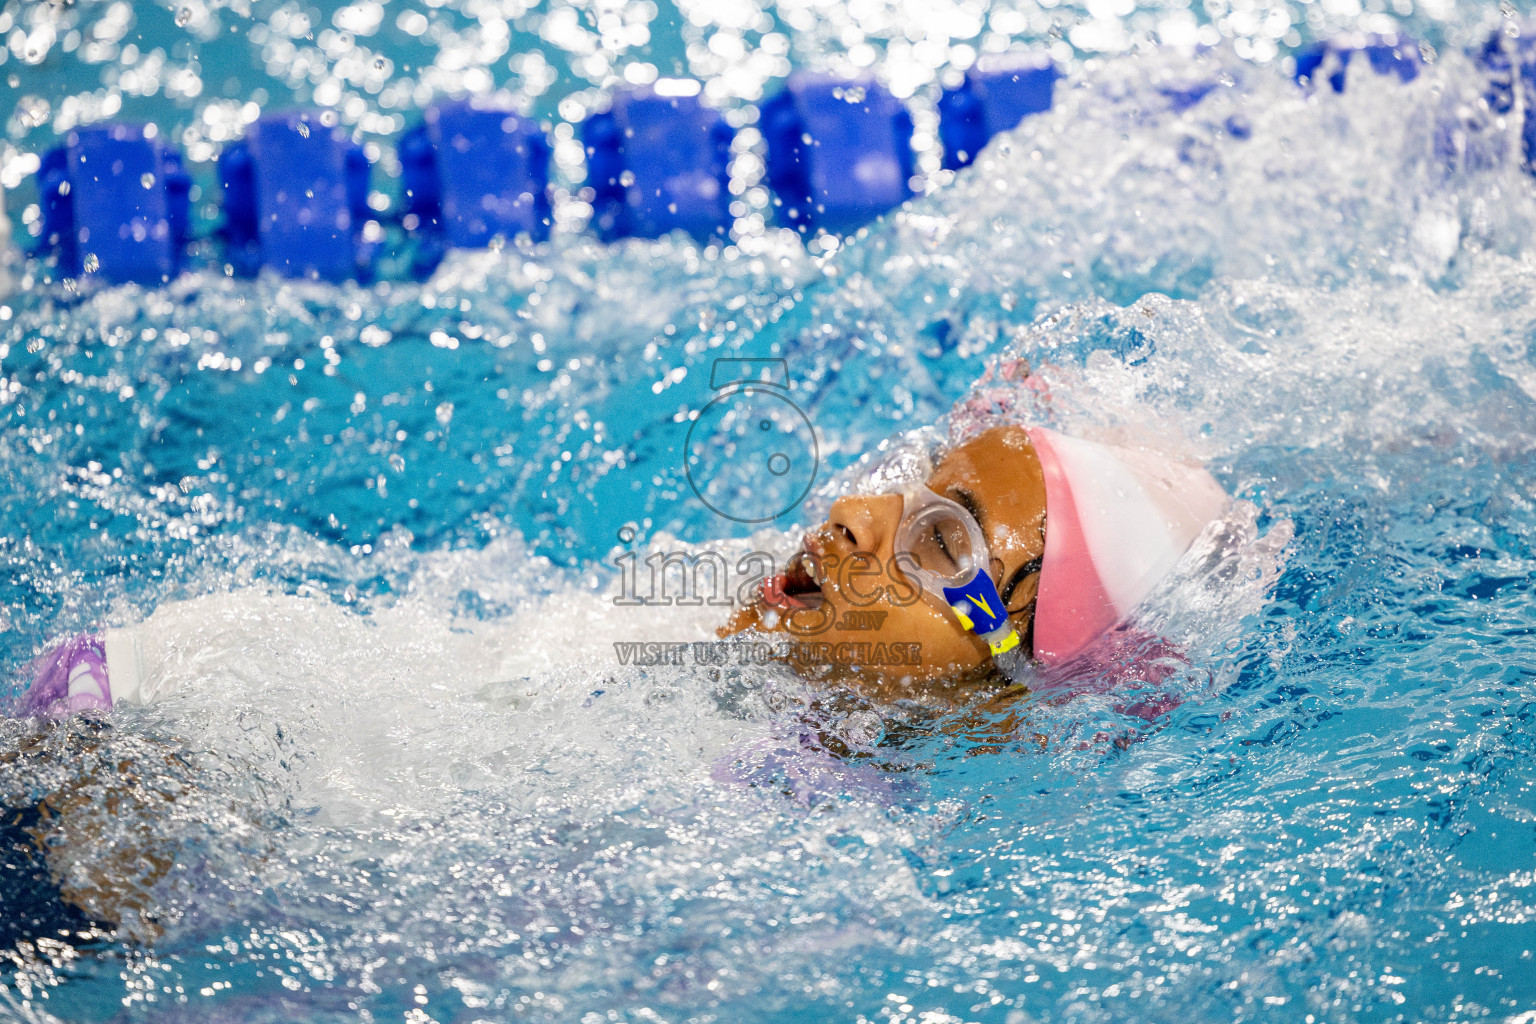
top-left (1, 360), bottom-right (1235, 945)
top-left (708, 364), bottom-right (1232, 793)
top-left (721, 373), bottom-right (1229, 702)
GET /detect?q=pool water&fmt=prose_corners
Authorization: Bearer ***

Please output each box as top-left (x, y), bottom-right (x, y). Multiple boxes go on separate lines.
top-left (6, 5), bottom-right (1536, 1024)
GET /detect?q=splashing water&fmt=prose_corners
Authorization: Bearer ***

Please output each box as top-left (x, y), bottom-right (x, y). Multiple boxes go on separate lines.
top-left (5, 30), bottom-right (1536, 1024)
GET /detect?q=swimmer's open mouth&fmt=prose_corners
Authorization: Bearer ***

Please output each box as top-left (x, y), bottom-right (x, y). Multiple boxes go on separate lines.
top-left (762, 550), bottom-right (824, 610)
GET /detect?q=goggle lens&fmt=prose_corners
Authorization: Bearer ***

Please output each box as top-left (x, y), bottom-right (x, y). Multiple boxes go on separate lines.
top-left (893, 489), bottom-right (990, 591)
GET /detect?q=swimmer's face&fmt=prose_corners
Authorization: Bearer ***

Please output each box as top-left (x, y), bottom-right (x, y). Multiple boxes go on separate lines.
top-left (722, 425), bottom-right (1047, 696)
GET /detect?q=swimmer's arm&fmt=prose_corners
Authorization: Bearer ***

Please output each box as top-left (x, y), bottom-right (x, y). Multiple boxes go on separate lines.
top-left (101, 593), bottom-right (238, 704)
top-left (104, 591), bottom-right (353, 704)
top-left (9, 728), bottom-right (194, 943)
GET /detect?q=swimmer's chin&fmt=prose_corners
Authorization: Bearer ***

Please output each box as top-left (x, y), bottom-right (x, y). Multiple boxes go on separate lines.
top-left (716, 584), bottom-right (810, 639)
top-left (718, 600), bottom-right (761, 639)
top-left (717, 599), bottom-right (993, 695)
top-left (717, 596), bottom-right (830, 647)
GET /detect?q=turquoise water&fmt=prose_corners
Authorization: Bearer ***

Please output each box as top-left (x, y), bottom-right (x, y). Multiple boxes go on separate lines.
top-left (6, 3), bottom-right (1536, 1023)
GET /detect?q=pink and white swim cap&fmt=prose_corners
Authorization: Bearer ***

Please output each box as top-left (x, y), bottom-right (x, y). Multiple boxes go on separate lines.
top-left (1025, 427), bottom-right (1229, 664)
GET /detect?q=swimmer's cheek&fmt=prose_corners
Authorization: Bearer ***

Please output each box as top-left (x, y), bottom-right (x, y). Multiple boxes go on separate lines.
top-left (866, 606), bottom-right (993, 684)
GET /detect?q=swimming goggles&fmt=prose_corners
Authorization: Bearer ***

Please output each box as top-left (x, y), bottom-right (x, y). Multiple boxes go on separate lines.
top-left (891, 485), bottom-right (1033, 685)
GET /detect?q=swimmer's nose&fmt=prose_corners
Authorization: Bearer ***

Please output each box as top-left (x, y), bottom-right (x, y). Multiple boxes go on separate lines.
top-left (824, 494), bottom-right (903, 557)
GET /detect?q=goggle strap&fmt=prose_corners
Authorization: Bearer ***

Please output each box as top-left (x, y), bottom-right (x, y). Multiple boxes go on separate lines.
top-left (991, 638), bottom-right (1035, 686)
top-left (987, 629), bottom-right (1021, 656)
top-left (941, 572), bottom-right (1011, 636)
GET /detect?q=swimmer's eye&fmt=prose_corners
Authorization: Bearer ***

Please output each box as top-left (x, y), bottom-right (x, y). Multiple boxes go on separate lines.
top-left (930, 523), bottom-right (951, 559)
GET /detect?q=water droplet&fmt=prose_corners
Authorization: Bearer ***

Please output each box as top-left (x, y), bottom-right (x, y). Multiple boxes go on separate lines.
top-left (617, 522), bottom-right (638, 544)
top-left (296, 121), bottom-right (310, 139)
top-left (373, 57), bottom-right (386, 70)
top-left (838, 710), bottom-right (885, 750)
top-left (140, 172), bottom-right (155, 189)
top-left (389, 453), bottom-right (405, 474)
top-left (435, 401), bottom-right (454, 429)
top-left (175, 6), bottom-right (192, 26)
top-left (82, 253), bottom-right (99, 273)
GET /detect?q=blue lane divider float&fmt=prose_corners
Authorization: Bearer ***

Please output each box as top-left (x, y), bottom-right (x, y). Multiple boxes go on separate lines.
top-left (762, 73), bottom-right (915, 234)
top-left (1293, 33), bottom-right (1421, 93)
top-left (1478, 26), bottom-right (1536, 169)
top-left (399, 98), bottom-right (551, 275)
top-left (37, 123), bottom-right (190, 285)
top-left (33, 39), bottom-right (1441, 286)
top-left (585, 83), bottom-right (735, 242)
top-left (219, 111), bottom-right (374, 281)
top-left (938, 54), bottom-right (1058, 170)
